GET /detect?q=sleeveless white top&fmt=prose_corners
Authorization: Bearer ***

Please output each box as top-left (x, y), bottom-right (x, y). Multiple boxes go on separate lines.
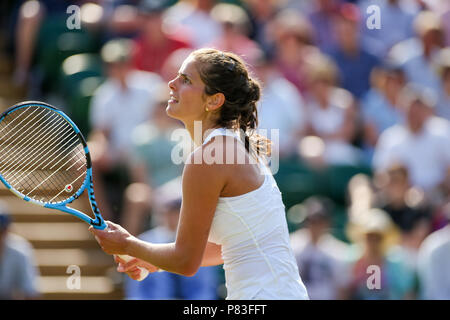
top-left (202, 128), bottom-right (309, 300)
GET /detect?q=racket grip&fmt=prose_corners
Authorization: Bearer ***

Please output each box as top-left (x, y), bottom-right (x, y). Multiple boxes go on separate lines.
top-left (116, 254), bottom-right (149, 281)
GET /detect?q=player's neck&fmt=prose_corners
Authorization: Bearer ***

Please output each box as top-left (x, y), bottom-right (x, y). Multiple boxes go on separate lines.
top-left (185, 120), bottom-right (220, 147)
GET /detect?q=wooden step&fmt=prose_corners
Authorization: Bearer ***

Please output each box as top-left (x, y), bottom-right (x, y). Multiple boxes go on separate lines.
top-left (42, 290), bottom-right (124, 300)
top-left (0, 195), bottom-right (94, 223)
top-left (9, 212), bottom-right (76, 223)
top-left (35, 248), bottom-right (114, 276)
top-left (38, 276), bottom-right (123, 300)
top-left (10, 222), bottom-right (98, 249)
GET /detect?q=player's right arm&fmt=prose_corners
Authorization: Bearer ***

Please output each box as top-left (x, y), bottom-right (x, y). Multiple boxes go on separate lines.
top-left (91, 142), bottom-right (226, 277)
top-left (115, 241), bottom-right (223, 279)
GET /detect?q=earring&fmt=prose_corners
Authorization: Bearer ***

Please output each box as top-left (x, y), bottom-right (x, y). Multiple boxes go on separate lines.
top-left (205, 107), bottom-right (209, 112)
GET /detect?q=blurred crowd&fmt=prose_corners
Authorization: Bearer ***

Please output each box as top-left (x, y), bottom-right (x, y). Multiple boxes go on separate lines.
top-left (1, 0), bottom-right (450, 300)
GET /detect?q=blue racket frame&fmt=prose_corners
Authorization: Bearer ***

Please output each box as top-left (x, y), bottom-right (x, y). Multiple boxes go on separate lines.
top-left (0, 101), bottom-right (106, 230)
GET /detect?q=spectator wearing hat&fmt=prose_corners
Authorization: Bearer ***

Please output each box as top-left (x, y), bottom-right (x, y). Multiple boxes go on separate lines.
top-left (89, 38), bottom-right (164, 222)
top-left (290, 196), bottom-right (351, 300)
top-left (125, 193), bottom-right (220, 300)
top-left (394, 10), bottom-right (445, 94)
top-left (372, 84), bottom-right (450, 195)
top-left (0, 202), bottom-right (40, 300)
top-left (207, 3), bottom-right (261, 65)
top-left (269, 8), bottom-right (319, 96)
top-left (302, 52), bottom-right (361, 166)
top-left (346, 208), bottom-right (416, 299)
top-left (131, 0), bottom-right (191, 74)
top-left (360, 61), bottom-right (407, 162)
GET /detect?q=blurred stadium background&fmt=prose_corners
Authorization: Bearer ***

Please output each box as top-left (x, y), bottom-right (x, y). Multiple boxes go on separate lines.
top-left (0, 0), bottom-right (450, 300)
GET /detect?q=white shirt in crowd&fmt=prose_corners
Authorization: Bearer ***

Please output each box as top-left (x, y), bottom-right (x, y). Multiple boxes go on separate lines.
top-left (373, 116), bottom-right (450, 191)
top-left (163, 1), bottom-right (223, 48)
top-left (305, 88), bottom-right (362, 165)
top-left (257, 73), bottom-right (306, 157)
top-left (290, 229), bottom-right (351, 300)
top-left (90, 70), bottom-right (164, 163)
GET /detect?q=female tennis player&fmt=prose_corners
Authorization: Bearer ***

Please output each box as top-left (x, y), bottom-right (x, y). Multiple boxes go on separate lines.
top-left (90, 48), bottom-right (309, 300)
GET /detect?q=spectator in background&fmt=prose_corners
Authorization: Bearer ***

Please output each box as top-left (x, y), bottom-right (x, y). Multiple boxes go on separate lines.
top-left (89, 38), bottom-right (164, 222)
top-left (269, 9), bottom-right (319, 96)
top-left (395, 10), bottom-right (444, 94)
top-left (375, 165), bottom-right (432, 237)
top-left (208, 3), bottom-right (261, 66)
top-left (307, 0), bottom-right (341, 53)
top-left (302, 52), bottom-right (361, 166)
top-left (328, 2), bottom-right (380, 99)
top-left (346, 208), bottom-right (416, 300)
top-left (12, 0), bottom-right (75, 87)
top-left (417, 210), bottom-right (450, 299)
top-left (121, 86), bottom-right (185, 235)
top-left (372, 84), bottom-right (450, 195)
top-left (440, 5), bottom-right (450, 46)
top-left (125, 197), bottom-right (220, 300)
top-left (0, 202), bottom-right (40, 300)
top-left (358, 0), bottom-right (418, 58)
top-left (360, 62), bottom-right (407, 162)
top-left (434, 47), bottom-right (450, 121)
top-left (253, 50), bottom-right (306, 159)
top-left (163, 0), bottom-right (222, 48)
top-left (160, 48), bottom-right (192, 82)
top-left (290, 196), bottom-right (351, 300)
top-left (131, 0), bottom-right (191, 74)
top-left (373, 165), bottom-right (432, 298)
top-left (241, 0), bottom-right (281, 55)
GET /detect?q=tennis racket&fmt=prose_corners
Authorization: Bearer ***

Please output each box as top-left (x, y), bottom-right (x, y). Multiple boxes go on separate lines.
top-left (0, 101), bottom-right (149, 281)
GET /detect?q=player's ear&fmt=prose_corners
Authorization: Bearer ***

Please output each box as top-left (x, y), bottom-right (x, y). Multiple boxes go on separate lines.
top-left (206, 93), bottom-right (225, 112)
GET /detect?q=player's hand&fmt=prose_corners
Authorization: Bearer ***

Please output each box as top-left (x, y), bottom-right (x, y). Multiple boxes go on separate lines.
top-left (89, 221), bottom-right (133, 255)
top-left (114, 255), bottom-right (159, 280)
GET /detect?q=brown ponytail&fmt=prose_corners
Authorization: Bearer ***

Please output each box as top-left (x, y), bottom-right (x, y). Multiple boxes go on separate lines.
top-left (191, 48), bottom-right (271, 157)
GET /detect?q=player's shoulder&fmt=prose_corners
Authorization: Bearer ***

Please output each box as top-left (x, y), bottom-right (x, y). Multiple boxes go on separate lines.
top-left (184, 135), bottom-right (243, 179)
top-left (186, 134), bottom-right (242, 162)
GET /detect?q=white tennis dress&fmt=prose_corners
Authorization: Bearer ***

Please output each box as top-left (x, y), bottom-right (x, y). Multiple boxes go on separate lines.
top-left (203, 128), bottom-right (309, 300)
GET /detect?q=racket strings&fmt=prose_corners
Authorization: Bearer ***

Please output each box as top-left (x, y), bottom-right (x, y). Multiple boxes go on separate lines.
top-left (0, 105), bottom-right (87, 203)
top-left (0, 111), bottom-right (68, 174)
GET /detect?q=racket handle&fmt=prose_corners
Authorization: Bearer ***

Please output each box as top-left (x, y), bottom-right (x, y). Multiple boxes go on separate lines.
top-left (116, 254), bottom-right (149, 281)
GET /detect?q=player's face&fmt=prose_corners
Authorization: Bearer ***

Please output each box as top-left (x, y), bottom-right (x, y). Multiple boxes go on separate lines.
top-left (166, 56), bottom-right (208, 123)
